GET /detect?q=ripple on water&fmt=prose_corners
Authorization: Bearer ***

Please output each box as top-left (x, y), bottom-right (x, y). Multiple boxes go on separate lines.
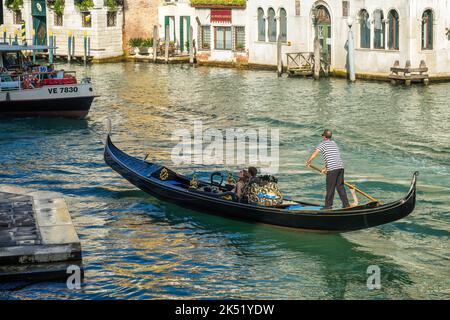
top-left (0, 62), bottom-right (448, 299)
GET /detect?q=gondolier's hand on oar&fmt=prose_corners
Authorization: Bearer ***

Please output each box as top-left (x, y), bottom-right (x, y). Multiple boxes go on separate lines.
top-left (305, 150), bottom-right (326, 173)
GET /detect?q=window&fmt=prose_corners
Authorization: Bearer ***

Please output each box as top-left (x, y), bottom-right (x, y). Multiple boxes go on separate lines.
top-left (107, 11), bottom-right (117, 27)
top-left (388, 10), bottom-right (399, 50)
top-left (200, 25), bottom-right (211, 50)
top-left (13, 10), bottom-right (23, 24)
top-left (373, 9), bottom-right (385, 49)
top-left (295, 0), bottom-right (300, 16)
top-left (54, 13), bottom-right (63, 26)
top-left (257, 8), bottom-right (265, 41)
top-left (279, 8), bottom-right (287, 43)
top-left (234, 26), bottom-right (245, 51)
top-left (268, 8), bottom-right (276, 42)
top-left (82, 12), bottom-right (92, 28)
top-left (359, 10), bottom-right (370, 48)
top-left (214, 26), bottom-right (232, 50)
top-left (342, 1), bottom-right (349, 17)
top-left (421, 10), bottom-right (433, 50)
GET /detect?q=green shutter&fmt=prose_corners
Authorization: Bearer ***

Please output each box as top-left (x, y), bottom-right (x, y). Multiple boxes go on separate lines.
top-left (164, 16), bottom-right (170, 41)
top-left (428, 11), bottom-right (433, 49)
top-left (180, 16), bottom-right (184, 52)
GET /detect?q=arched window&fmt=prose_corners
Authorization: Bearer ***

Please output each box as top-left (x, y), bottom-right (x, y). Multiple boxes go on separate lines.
top-left (279, 8), bottom-right (287, 43)
top-left (257, 8), bottom-right (265, 41)
top-left (268, 8), bottom-right (277, 42)
top-left (359, 10), bottom-right (370, 48)
top-left (388, 10), bottom-right (399, 50)
top-left (373, 9), bottom-right (385, 49)
top-left (422, 9), bottom-right (433, 50)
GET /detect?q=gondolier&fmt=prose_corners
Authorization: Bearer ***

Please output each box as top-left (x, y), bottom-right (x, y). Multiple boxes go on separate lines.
top-left (306, 129), bottom-right (350, 209)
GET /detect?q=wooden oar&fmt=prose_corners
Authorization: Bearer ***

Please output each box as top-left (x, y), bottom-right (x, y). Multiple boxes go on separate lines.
top-left (307, 163), bottom-right (379, 203)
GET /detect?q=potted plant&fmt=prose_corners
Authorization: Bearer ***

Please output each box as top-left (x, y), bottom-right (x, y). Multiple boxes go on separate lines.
top-left (5, 0), bottom-right (23, 11)
top-left (139, 38), bottom-right (153, 55)
top-left (47, 0), bottom-right (65, 15)
top-left (128, 37), bottom-right (143, 55)
top-left (74, 0), bottom-right (94, 11)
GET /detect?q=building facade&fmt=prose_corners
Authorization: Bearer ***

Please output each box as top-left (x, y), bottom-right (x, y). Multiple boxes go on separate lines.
top-left (248, 0), bottom-right (450, 76)
top-left (1, 0), bottom-right (124, 59)
top-left (159, 0), bottom-right (248, 62)
top-left (158, 0), bottom-right (450, 77)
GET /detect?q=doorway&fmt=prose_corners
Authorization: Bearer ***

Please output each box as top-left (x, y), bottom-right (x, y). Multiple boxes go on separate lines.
top-left (313, 5), bottom-right (331, 65)
top-left (32, 0), bottom-right (47, 45)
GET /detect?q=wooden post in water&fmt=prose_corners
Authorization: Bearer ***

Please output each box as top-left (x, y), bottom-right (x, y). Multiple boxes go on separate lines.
top-left (48, 30), bottom-right (53, 64)
top-left (67, 31), bottom-right (72, 63)
top-left (153, 25), bottom-right (158, 63)
top-left (3, 26), bottom-right (6, 43)
top-left (72, 35), bottom-right (75, 60)
top-left (277, 34), bottom-right (282, 77)
top-left (165, 25), bottom-right (169, 63)
top-left (313, 37), bottom-right (321, 80)
top-left (404, 60), bottom-right (411, 86)
top-left (32, 29), bottom-right (36, 64)
top-left (83, 31), bottom-right (87, 66)
top-left (189, 26), bottom-right (194, 65)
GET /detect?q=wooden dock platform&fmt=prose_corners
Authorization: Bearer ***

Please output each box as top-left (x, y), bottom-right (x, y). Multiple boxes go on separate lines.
top-left (0, 185), bottom-right (82, 282)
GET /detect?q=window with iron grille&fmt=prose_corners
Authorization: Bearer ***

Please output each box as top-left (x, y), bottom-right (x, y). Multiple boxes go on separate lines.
top-left (107, 11), bottom-right (117, 27)
top-left (13, 10), bottom-right (23, 24)
top-left (82, 12), bottom-right (92, 28)
top-left (200, 25), bottom-right (211, 50)
top-left (234, 26), bottom-right (245, 51)
top-left (54, 13), bottom-right (63, 26)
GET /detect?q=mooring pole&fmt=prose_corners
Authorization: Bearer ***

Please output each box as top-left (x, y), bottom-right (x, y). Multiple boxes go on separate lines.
top-left (48, 30), bottom-right (54, 64)
top-left (67, 31), bottom-right (72, 63)
top-left (3, 26), bottom-right (6, 43)
top-left (72, 35), bottom-right (75, 59)
top-left (153, 25), bottom-right (158, 63)
top-left (14, 29), bottom-right (18, 44)
top-left (165, 25), bottom-right (169, 63)
top-left (83, 31), bottom-right (87, 66)
top-left (189, 26), bottom-right (194, 65)
top-left (277, 34), bottom-right (282, 77)
top-left (32, 29), bottom-right (36, 64)
top-left (347, 18), bottom-right (355, 82)
top-left (313, 37), bottom-right (321, 80)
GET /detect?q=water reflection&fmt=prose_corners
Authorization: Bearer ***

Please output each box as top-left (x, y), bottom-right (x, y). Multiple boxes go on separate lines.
top-left (0, 62), bottom-right (448, 299)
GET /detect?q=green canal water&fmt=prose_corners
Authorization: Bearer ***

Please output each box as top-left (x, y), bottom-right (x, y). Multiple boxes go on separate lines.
top-left (0, 62), bottom-right (449, 299)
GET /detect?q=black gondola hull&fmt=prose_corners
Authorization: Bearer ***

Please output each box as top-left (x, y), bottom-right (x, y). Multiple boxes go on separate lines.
top-left (104, 135), bottom-right (417, 232)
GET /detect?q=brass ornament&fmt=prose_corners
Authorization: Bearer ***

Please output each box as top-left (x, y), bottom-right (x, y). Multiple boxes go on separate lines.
top-left (160, 168), bottom-right (169, 180)
top-left (190, 174), bottom-right (199, 189)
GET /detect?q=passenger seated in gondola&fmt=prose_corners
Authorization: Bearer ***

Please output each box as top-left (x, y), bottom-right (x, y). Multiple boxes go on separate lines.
top-left (248, 167), bottom-right (260, 185)
top-left (232, 169), bottom-right (249, 200)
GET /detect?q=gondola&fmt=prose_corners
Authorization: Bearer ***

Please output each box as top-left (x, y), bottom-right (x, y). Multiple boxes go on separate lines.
top-left (104, 132), bottom-right (417, 233)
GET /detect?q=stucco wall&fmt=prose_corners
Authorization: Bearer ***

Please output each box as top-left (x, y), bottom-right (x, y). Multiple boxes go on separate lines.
top-left (123, 0), bottom-right (162, 52)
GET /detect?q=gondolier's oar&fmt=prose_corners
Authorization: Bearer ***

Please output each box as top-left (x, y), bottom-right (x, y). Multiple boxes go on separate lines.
top-left (307, 163), bottom-right (379, 203)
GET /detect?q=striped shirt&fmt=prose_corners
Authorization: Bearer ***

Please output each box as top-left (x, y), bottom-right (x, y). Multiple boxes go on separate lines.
top-left (316, 139), bottom-right (344, 171)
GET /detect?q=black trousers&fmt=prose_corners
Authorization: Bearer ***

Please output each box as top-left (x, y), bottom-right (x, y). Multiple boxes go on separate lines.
top-left (325, 169), bottom-right (350, 209)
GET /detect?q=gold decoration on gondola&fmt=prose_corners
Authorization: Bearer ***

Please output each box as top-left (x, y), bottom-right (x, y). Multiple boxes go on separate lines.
top-left (227, 172), bottom-right (236, 185)
top-left (159, 168), bottom-right (169, 180)
top-left (190, 174), bottom-right (199, 189)
top-left (222, 194), bottom-right (233, 201)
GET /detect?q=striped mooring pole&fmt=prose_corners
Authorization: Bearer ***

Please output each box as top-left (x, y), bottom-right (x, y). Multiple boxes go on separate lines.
top-left (21, 21), bottom-right (26, 45)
